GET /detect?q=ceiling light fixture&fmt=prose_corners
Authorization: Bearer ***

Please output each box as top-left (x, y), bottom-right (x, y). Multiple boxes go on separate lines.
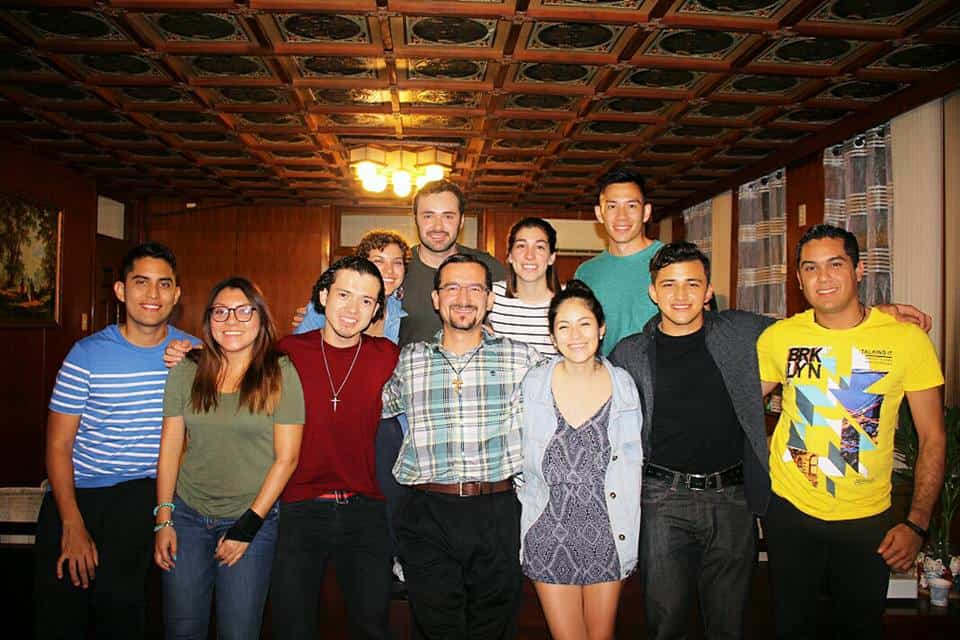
top-left (349, 145), bottom-right (454, 198)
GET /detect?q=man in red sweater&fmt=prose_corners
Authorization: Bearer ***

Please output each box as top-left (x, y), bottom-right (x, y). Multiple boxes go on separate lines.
top-left (270, 255), bottom-right (400, 640)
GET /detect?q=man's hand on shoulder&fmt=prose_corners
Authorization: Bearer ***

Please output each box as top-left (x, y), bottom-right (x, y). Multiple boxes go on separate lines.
top-left (877, 522), bottom-right (924, 572)
top-left (291, 305), bottom-right (306, 330)
top-left (163, 339), bottom-right (194, 368)
top-left (875, 303), bottom-right (932, 333)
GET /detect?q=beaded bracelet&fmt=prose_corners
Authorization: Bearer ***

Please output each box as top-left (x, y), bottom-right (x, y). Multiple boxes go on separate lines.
top-left (153, 520), bottom-right (175, 533)
top-left (153, 502), bottom-right (175, 517)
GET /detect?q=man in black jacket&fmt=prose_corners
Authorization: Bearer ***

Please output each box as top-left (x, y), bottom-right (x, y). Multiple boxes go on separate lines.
top-left (610, 242), bottom-right (771, 640)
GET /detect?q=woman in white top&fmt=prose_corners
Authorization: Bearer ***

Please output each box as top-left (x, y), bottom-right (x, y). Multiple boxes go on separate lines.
top-left (489, 217), bottom-right (561, 355)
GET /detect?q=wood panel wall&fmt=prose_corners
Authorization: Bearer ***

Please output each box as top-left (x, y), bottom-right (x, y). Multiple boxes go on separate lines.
top-left (145, 202), bottom-right (333, 338)
top-left (0, 141), bottom-right (98, 486)
top-left (785, 152), bottom-right (826, 316)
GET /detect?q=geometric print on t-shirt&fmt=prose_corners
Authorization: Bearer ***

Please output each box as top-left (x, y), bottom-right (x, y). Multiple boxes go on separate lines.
top-left (783, 346), bottom-right (887, 499)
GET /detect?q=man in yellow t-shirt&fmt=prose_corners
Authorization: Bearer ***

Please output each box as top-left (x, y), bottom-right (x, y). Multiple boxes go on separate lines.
top-left (757, 224), bottom-right (945, 640)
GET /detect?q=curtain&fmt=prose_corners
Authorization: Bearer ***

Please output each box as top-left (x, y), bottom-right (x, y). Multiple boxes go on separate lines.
top-left (682, 198), bottom-right (713, 258)
top-left (737, 170), bottom-right (787, 319)
top-left (823, 124), bottom-right (893, 306)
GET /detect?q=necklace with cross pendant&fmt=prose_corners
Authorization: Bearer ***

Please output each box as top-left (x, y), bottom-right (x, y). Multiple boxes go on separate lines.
top-left (439, 348), bottom-right (481, 396)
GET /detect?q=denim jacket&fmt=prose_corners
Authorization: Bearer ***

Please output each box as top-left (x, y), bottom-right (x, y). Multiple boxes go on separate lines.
top-left (516, 356), bottom-right (644, 579)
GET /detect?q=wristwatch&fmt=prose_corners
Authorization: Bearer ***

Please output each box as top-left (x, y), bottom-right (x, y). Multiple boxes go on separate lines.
top-left (902, 519), bottom-right (928, 540)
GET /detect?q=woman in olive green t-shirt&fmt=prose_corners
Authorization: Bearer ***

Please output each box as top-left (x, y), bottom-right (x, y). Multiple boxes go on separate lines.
top-left (154, 277), bottom-right (305, 640)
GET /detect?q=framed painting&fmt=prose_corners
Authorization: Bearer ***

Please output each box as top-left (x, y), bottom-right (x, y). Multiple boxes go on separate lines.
top-left (0, 193), bottom-right (62, 328)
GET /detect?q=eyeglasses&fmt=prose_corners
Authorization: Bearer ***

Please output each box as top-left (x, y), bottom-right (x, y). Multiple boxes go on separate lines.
top-left (437, 283), bottom-right (489, 297)
top-left (210, 305), bottom-right (257, 322)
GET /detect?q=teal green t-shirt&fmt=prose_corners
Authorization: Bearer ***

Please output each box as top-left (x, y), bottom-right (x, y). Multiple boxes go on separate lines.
top-left (162, 356), bottom-right (305, 519)
top-left (575, 240), bottom-right (663, 355)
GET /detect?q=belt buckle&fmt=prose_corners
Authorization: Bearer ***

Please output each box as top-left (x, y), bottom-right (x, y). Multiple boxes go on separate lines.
top-left (685, 473), bottom-right (707, 491)
top-left (458, 482), bottom-right (468, 497)
top-left (335, 490), bottom-right (350, 505)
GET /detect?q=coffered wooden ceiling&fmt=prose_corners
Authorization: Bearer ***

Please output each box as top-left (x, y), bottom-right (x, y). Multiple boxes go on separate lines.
top-left (1, 1), bottom-right (958, 214)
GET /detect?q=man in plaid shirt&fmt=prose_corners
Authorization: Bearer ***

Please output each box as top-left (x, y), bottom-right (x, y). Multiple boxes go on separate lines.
top-left (382, 253), bottom-right (542, 640)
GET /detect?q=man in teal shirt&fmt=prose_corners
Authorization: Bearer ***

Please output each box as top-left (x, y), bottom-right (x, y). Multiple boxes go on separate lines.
top-left (575, 167), bottom-right (663, 355)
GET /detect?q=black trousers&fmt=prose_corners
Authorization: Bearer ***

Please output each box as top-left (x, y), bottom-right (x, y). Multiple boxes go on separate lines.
top-left (269, 496), bottom-right (393, 640)
top-left (396, 489), bottom-right (522, 640)
top-left (763, 493), bottom-right (892, 640)
top-left (374, 417), bottom-right (409, 549)
top-left (33, 477), bottom-right (156, 640)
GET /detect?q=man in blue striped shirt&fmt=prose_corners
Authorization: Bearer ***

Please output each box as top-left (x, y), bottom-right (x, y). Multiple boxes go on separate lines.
top-left (34, 242), bottom-right (195, 640)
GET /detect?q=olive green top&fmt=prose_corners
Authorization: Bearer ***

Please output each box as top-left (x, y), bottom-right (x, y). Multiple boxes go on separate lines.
top-left (163, 356), bottom-right (305, 519)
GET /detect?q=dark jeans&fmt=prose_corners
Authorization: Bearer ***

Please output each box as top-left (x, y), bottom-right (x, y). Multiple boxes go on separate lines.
top-left (162, 497), bottom-right (279, 640)
top-left (375, 417), bottom-right (409, 549)
top-left (640, 475), bottom-right (757, 640)
top-left (33, 477), bottom-right (156, 640)
top-left (763, 493), bottom-right (892, 640)
top-left (269, 495), bottom-right (392, 640)
top-left (395, 489), bottom-right (522, 640)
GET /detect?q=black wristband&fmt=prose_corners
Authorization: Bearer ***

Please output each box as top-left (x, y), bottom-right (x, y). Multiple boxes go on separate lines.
top-left (225, 509), bottom-right (264, 543)
top-left (902, 519), bottom-right (928, 540)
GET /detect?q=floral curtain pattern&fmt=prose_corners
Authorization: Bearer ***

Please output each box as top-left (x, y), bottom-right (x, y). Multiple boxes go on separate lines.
top-left (823, 124), bottom-right (893, 306)
top-left (682, 199), bottom-right (713, 258)
top-left (737, 170), bottom-right (787, 319)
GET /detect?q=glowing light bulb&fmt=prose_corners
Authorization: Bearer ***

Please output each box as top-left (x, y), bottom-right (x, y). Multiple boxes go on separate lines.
top-left (362, 173), bottom-right (388, 193)
top-left (392, 170), bottom-right (411, 188)
top-left (355, 161), bottom-right (378, 181)
top-left (415, 175), bottom-right (429, 190)
top-left (424, 164), bottom-right (445, 181)
top-left (393, 181), bottom-right (412, 197)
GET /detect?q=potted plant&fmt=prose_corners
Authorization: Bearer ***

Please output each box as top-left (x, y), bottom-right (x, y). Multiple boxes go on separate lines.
top-left (894, 405), bottom-right (960, 588)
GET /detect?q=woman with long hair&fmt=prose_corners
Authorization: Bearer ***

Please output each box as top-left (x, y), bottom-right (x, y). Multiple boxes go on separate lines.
top-left (489, 217), bottom-right (561, 355)
top-left (517, 280), bottom-right (643, 640)
top-left (296, 229), bottom-right (409, 342)
top-left (154, 277), bottom-right (304, 640)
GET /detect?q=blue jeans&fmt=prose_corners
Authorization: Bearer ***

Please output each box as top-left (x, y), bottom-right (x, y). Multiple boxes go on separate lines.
top-left (640, 475), bottom-right (757, 640)
top-left (161, 497), bottom-right (279, 640)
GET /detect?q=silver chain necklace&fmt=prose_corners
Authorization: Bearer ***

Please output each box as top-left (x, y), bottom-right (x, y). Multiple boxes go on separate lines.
top-left (320, 335), bottom-right (363, 412)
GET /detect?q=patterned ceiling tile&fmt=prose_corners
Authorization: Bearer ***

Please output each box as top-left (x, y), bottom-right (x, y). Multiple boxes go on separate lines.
top-left (718, 146), bottom-right (771, 158)
top-left (713, 73), bottom-right (805, 96)
top-left (595, 96), bottom-right (671, 116)
top-left (645, 143), bottom-right (700, 155)
top-left (686, 101), bottom-right (762, 119)
top-left (639, 29), bottom-right (749, 60)
top-left (492, 138), bottom-right (550, 150)
top-left (816, 80), bottom-right (903, 102)
top-left (676, 0), bottom-right (790, 19)
top-left (321, 113), bottom-right (393, 128)
top-left (775, 106), bottom-right (849, 124)
top-left (184, 55), bottom-right (273, 79)
top-left (10, 9), bottom-right (129, 42)
top-left (312, 87), bottom-right (391, 106)
top-left (516, 62), bottom-right (600, 85)
top-left (143, 12), bottom-right (249, 43)
top-left (149, 110), bottom-right (222, 126)
top-left (617, 68), bottom-right (707, 91)
top-left (402, 114), bottom-right (474, 129)
top-left (537, 0), bottom-right (647, 9)
top-left (0, 52), bottom-right (63, 79)
top-left (403, 16), bottom-right (499, 48)
top-left (663, 124), bottom-right (731, 139)
top-left (503, 92), bottom-right (578, 111)
top-left (115, 86), bottom-right (196, 104)
top-left (566, 140), bottom-right (627, 153)
top-left (575, 120), bottom-right (646, 137)
top-left (274, 13), bottom-right (372, 44)
top-left (235, 112), bottom-right (307, 128)
top-left (804, 0), bottom-right (926, 26)
top-left (172, 131), bottom-right (240, 145)
top-left (20, 84), bottom-right (99, 103)
top-left (498, 117), bottom-right (563, 133)
top-left (252, 132), bottom-right (316, 146)
top-left (400, 89), bottom-right (482, 109)
top-left (67, 53), bottom-right (169, 79)
top-left (405, 58), bottom-right (489, 82)
top-left (526, 22), bottom-right (628, 53)
top-left (211, 86), bottom-right (295, 106)
top-left (867, 43), bottom-right (960, 72)
top-left (58, 110), bottom-right (131, 126)
top-left (742, 127), bottom-right (808, 143)
top-left (753, 37), bottom-right (862, 67)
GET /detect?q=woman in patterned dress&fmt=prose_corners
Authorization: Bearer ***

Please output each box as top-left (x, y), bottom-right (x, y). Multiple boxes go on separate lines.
top-left (517, 280), bottom-right (643, 640)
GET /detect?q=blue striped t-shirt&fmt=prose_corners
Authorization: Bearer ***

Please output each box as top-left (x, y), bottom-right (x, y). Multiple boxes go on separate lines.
top-left (49, 324), bottom-right (196, 489)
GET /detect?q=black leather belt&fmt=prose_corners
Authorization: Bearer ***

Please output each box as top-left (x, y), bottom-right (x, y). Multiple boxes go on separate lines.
top-left (644, 463), bottom-right (743, 491)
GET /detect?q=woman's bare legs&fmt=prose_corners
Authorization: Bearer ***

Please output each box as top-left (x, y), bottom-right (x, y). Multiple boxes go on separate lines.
top-left (534, 580), bottom-right (623, 640)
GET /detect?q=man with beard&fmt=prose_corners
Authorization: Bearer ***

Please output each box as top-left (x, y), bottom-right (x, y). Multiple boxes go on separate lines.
top-left (382, 254), bottom-right (542, 639)
top-left (35, 243), bottom-right (195, 640)
top-left (398, 180), bottom-right (504, 347)
top-left (268, 256), bottom-right (400, 639)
